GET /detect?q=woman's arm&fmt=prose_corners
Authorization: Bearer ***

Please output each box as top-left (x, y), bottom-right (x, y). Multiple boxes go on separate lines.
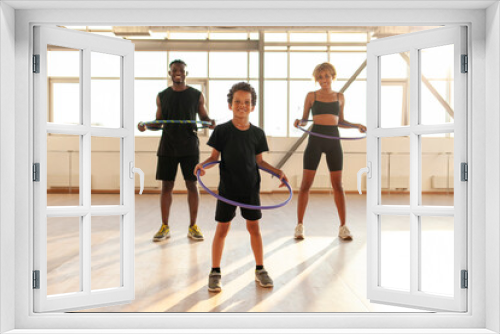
top-left (194, 148), bottom-right (220, 177)
top-left (256, 154), bottom-right (289, 188)
top-left (294, 92), bottom-right (313, 128)
top-left (337, 92), bottom-right (367, 133)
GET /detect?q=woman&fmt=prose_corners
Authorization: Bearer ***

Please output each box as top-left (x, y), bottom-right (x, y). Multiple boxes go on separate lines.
top-left (293, 62), bottom-right (366, 240)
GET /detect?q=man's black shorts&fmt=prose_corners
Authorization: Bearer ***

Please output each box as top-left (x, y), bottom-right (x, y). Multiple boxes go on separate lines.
top-left (156, 155), bottom-right (199, 182)
top-left (215, 191), bottom-right (262, 222)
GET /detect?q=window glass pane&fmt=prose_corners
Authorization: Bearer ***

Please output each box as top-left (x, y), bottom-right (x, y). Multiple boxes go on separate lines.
top-left (330, 32), bottom-right (368, 42)
top-left (249, 80), bottom-right (260, 126)
top-left (209, 80), bottom-right (234, 124)
top-left (289, 32), bottom-right (327, 42)
top-left (249, 33), bottom-right (259, 40)
top-left (92, 216), bottom-right (121, 290)
top-left (289, 52), bottom-right (328, 79)
top-left (47, 217), bottom-right (81, 295)
top-left (91, 79), bottom-right (121, 127)
top-left (209, 52), bottom-right (247, 78)
top-left (380, 51), bottom-right (409, 128)
top-left (47, 134), bottom-right (80, 206)
top-left (169, 32), bottom-right (207, 40)
top-left (264, 32), bottom-right (287, 42)
top-left (91, 51), bottom-right (121, 77)
top-left (249, 52), bottom-right (259, 78)
top-left (342, 80), bottom-right (367, 126)
top-left (91, 52), bottom-right (121, 128)
top-left (290, 46), bottom-right (327, 51)
top-left (380, 215), bottom-right (410, 291)
top-left (381, 52), bottom-right (409, 79)
top-left (47, 47), bottom-right (80, 77)
top-left (209, 32), bottom-right (248, 40)
top-left (91, 137), bottom-right (121, 205)
top-left (52, 83), bottom-right (80, 125)
top-left (264, 53), bottom-right (287, 78)
top-left (48, 45), bottom-right (80, 125)
top-left (381, 137), bottom-right (410, 205)
top-left (265, 46), bottom-right (287, 51)
top-left (421, 81), bottom-right (453, 125)
top-left (420, 216), bottom-right (454, 296)
top-left (420, 44), bottom-right (454, 126)
top-left (329, 46), bottom-right (367, 52)
top-left (329, 52), bottom-right (367, 79)
top-left (169, 52), bottom-right (208, 78)
top-left (264, 81), bottom-right (287, 137)
top-left (290, 80), bottom-right (316, 137)
top-left (421, 134), bottom-right (454, 206)
top-left (135, 80), bottom-right (167, 137)
top-left (380, 85), bottom-right (406, 127)
top-left (135, 51), bottom-right (167, 78)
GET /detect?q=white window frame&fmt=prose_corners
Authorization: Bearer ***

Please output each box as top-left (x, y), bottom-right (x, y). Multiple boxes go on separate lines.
top-left (2, 3), bottom-right (498, 334)
top-left (33, 25), bottom-right (136, 313)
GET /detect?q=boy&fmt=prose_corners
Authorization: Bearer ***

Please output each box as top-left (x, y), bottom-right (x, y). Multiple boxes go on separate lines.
top-left (194, 82), bottom-right (288, 293)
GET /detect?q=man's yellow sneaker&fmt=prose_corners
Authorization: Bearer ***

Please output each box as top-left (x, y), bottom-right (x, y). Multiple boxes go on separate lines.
top-left (153, 224), bottom-right (170, 242)
top-left (187, 224), bottom-right (204, 241)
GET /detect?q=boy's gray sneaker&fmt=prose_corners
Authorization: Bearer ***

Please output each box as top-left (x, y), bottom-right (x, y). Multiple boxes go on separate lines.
top-left (208, 272), bottom-right (221, 292)
top-left (255, 269), bottom-right (274, 288)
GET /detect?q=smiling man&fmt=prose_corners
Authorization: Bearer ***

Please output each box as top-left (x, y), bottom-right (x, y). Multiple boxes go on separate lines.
top-left (138, 59), bottom-right (214, 242)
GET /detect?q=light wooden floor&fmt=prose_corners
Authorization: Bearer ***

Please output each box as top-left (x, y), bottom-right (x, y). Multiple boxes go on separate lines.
top-left (46, 193), bottom-right (452, 313)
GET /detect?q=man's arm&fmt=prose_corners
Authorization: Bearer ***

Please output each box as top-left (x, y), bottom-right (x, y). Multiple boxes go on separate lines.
top-left (198, 93), bottom-right (215, 128)
top-left (137, 94), bottom-right (162, 132)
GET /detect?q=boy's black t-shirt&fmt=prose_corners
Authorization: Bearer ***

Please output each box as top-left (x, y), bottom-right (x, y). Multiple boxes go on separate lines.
top-left (207, 121), bottom-right (269, 196)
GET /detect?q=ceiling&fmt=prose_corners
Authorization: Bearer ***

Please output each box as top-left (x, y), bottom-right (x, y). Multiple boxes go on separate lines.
top-left (4, 0), bottom-right (497, 10)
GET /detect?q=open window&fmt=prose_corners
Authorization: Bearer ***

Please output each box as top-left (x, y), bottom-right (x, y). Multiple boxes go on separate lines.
top-left (365, 26), bottom-right (467, 311)
top-left (33, 25), bottom-right (138, 312)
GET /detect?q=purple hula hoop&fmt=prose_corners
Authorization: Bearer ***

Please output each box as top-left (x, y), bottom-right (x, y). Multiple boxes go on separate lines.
top-left (196, 161), bottom-right (293, 210)
top-left (297, 120), bottom-right (366, 140)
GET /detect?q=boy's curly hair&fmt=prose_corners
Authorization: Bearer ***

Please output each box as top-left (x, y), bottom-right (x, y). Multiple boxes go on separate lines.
top-left (227, 82), bottom-right (257, 106)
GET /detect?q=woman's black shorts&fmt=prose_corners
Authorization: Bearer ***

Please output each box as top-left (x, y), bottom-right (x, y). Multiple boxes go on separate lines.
top-left (303, 124), bottom-right (343, 172)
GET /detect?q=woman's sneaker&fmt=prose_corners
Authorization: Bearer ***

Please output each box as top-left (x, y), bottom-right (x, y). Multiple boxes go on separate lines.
top-left (338, 225), bottom-right (353, 240)
top-left (152, 224), bottom-right (170, 242)
top-left (208, 271), bottom-right (221, 292)
top-left (294, 224), bottom-right (304, 239)
top-left (255, 269), bottom-right (274, 288)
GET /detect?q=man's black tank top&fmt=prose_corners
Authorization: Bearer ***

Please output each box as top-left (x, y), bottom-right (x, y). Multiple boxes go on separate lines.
top-left (157, 86), bottom-right (201, 157)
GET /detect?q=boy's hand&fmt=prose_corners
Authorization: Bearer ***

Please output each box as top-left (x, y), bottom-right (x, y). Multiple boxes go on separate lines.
top-left (277, 170), bottom-right (289, 188)
top-left (137, 122), bottom-right (146, 132)
top-left (194, 163), bottom-right (205, 177)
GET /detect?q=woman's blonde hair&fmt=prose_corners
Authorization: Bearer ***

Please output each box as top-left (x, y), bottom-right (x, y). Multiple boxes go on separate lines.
top-left (312, 62), bottom-right (337, 82)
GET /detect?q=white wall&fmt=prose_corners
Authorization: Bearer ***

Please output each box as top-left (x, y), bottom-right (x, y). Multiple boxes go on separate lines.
top-left (486, 2), bottom-right (500, 333)
top-left (0, 2), bottom-right (16, 333)
top-left (49, 135), bottom-right (454, 193)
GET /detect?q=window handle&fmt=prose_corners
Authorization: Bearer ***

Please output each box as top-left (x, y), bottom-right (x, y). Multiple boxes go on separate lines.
top-left (357, 162), bottom-right (371, 195)
top-left (129, 162), bottom-right (144, 195)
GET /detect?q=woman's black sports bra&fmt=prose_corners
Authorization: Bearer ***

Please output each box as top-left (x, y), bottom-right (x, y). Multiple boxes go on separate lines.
top-left (311, 92), bottom-right (340, 116)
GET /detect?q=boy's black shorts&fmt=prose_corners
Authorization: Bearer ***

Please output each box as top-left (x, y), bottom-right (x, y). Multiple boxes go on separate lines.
top-left (156, 155), bottom-right (199, 182)
top-left (215, 191), bottom-right (262, 222)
